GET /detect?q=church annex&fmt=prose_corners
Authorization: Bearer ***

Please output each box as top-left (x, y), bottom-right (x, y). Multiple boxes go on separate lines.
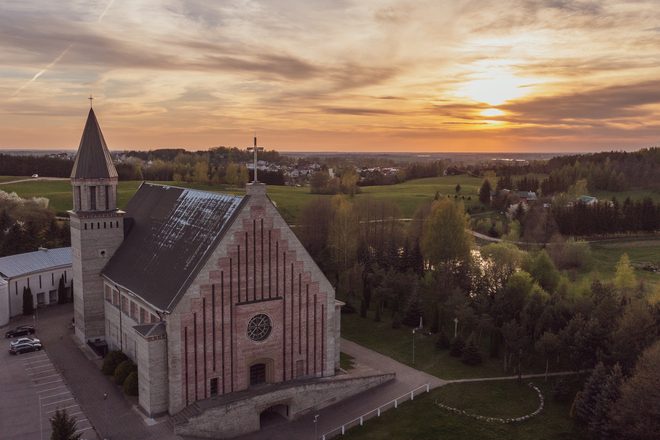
top-left (69, 108), bottom-right (343, 420)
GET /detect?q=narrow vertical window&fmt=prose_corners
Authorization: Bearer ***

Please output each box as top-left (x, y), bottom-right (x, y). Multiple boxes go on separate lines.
top-left (89, 186), bottom-right (97, 210)
top-left (105, 185), bottom-right (110, 210)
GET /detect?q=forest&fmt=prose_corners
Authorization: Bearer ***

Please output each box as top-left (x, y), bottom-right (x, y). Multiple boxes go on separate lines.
top-left (297, 194), bottom-right (659, 439)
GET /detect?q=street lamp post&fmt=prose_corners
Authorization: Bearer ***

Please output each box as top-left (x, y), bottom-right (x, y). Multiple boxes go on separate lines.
top-left (103, 392), bottom-right (109, 440)
top-left (412, 329), bottom-right (417, 365)
top-left (313, 414), bottom-right (319, 440)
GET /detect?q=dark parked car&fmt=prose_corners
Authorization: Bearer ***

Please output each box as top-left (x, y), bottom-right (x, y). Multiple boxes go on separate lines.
top-left (9, 342), bottom-right (42, 355)
top-left (4, 326), bottom-right (35, 338)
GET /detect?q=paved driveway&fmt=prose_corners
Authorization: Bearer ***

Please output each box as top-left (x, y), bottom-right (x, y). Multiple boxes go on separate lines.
top-left (0, 336), bottom-right (97, 439)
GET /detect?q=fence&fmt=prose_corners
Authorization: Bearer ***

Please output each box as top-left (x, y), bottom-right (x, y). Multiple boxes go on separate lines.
top-left (320, 383), bottom-right (431, 440)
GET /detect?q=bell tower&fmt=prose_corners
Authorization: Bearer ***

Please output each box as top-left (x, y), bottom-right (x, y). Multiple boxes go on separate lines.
top-left (69, 106), bottom-right (125, 343)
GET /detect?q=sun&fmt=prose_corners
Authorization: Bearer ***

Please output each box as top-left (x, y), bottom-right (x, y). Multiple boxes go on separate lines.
top-left (480, 108), bottom-right (505, 117)
top-left (457, 72), bottom-right (532, 106)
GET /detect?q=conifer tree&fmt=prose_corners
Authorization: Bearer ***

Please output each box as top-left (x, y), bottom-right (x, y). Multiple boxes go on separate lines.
top-left (461, 333), bottom-right (483, 365)
top-left (574, 362), bottom-right (608, 424)
top-left (50, 409), bottom-right (81, 440)
top-left (436, 329), bottom-right (450, 350)
top-left (449, 334), bottom-right (465, 357)
top-left (590, 364), bottom-right (623, 439)
top-left (57, 275), bottom-right (67, 304)
top-left (23, 286), bottom-right (34, 315)
top-left (614, 253), bottom-right (636, 293)
top-left (479, 179), bottom-right (492, 205)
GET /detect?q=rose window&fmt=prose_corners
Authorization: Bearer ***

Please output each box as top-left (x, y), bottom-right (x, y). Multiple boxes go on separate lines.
top-left (247, 314), bottom-right (272, 341)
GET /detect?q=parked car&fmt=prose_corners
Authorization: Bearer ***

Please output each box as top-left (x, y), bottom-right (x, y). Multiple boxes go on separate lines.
top-left (10, 337), bottom-right (41, 348)
top-left (31, 174), bottom-right (39, 178)
top-left (5, 326), bottom-right (35, 338)
top-left (9, 342), bottom-right (42, 355)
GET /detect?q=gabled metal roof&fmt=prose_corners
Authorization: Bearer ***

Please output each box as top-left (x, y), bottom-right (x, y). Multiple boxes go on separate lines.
top-left (70, 108), bottom-right (118, 179)
top-left (0, 247), bottom-right (72, 279)
top-left (102, 183), bottom-right (245, 311)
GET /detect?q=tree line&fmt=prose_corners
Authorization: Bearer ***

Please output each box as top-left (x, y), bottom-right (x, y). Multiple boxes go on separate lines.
top-left (296, 194), bottom-right (658, 437)
top-left (0, 191), bottom-right (69, 257)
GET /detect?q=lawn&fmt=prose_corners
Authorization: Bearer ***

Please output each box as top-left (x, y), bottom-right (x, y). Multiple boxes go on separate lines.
top-left (343, 378), bottom-right (585, 440)
top-left (586, 239), bottom-right (660, 293)
top-left (342, 311), bottom-right (519, 380)
top-left (0, 175), bottom-right (488, 222)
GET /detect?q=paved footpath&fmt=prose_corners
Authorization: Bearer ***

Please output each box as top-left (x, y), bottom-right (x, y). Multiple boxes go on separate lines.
top-left (229, 339), bottom-right (445, 440)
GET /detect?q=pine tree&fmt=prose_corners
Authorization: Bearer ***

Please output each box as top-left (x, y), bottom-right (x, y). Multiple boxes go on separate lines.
top-left (590, 364), bottom-right (623, 439)
top-left (436, 329), bottom-right (450, 350)
top-left (449, 334), bottom-right (465, 357)
top-left (614, 253), bottom-right (636, 293)
top-left (23, 286), bottom-right (34, 315)
top-left (402, 295), bottom-right (423, 328)
top-left (50, 408), bottom-right (81, 440)
top-left (574, 362), bottom-right (608, 424)
top-left (461, 333), bottom-right (483, 365)
top-left (57, 275), bottom-right (67, 305)
top-left (479, 179), bottom-right (492, 205)
top-left (455, 183), bottom-right (461, 194)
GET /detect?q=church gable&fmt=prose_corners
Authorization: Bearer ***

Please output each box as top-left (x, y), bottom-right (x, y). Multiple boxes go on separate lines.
top-left (172, 184), bottom-right (336, 408)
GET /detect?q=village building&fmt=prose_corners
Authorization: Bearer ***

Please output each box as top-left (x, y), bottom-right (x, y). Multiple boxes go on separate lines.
top-left (0, 247), bottom-right (72, 326)
top-left (69, 108), bottom-right (387, 437)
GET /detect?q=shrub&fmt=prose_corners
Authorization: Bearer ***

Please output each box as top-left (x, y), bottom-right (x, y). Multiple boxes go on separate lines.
top-left (102, 350), bottom-right (127, 376)
top-left (552, 378), bottom-right (574, 403)
top-left (113, 359), bottom-right (136, 385)
top-left (435, 329), bottom-right (450, 351)
top-left (123, 371), bottom-right (139, 396)
top-left (449, 335), bottom-right (465, 357)
top-left (461, 334), bottom-right (483, 365)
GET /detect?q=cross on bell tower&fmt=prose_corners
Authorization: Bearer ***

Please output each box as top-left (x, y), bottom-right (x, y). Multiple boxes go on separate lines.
top-left (247, 135), bottom-right (264, 183)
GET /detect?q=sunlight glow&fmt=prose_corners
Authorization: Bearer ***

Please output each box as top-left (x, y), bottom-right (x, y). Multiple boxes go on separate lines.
top-left (457, 73), bottom-right (533, 106)
top-left (480, 108), bottom-right (505, 117)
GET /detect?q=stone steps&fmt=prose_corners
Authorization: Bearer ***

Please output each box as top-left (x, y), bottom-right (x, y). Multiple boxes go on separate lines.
top-left (170, 402), bottom-right (201, 427)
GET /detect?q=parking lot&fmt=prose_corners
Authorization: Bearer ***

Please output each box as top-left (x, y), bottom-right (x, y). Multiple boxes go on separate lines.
top-left (0, 333), bottom-right (98, 439)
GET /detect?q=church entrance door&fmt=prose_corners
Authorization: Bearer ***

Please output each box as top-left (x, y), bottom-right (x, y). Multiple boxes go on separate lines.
top-left (250, 363), bottom-right (266, 386)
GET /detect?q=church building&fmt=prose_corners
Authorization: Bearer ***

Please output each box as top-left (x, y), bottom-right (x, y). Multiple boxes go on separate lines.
top-left (69, 108), bottom-right (342, 419)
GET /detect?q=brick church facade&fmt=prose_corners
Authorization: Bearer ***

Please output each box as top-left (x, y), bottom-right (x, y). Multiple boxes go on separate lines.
top-left (70, 108), bottom-right (341, 418)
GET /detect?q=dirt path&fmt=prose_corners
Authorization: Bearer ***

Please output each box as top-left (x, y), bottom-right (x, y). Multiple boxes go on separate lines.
top-left (0, 177), bottom-right (68, 185)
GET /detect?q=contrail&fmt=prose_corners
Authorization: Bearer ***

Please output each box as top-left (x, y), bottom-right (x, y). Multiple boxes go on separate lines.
top-left (12, 0), bottom-right (115, 96)
top-left (12, 44), bottom-right (73, 96)
top-left (98, 0), bottom-right (115, 22)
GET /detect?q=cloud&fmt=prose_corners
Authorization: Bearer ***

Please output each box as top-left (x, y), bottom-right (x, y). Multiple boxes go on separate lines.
top-left (1, 0), bottom-right (660, 151)
top-left (502, 80), bottom-right (660, 122)
top-left (321, 107), bottom-right (399, 116)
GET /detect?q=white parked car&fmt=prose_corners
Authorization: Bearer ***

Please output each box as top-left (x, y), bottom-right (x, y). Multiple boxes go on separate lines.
top-left (10, 337), bottom-right (41, 348)
top-left (31, 174), bottom-right (39, 178)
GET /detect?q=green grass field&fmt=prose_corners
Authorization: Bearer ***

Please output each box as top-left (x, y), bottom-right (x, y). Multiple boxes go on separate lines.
top-left (343, 379), bottom-right (584, 440)
top-left (0, 175), bottom-right (486, 222)
top-left (341, 311), bottom-right (536, 380)
top-left (585, 239), bottom-right (660, 293)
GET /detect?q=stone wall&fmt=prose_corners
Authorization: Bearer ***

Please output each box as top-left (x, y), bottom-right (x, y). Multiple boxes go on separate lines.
top-left (137, 331), bottom-right (169, 416)
top-left (176, 372), bottom-right (395, 439)
top-left (71, 210), bottom-right (124, 343)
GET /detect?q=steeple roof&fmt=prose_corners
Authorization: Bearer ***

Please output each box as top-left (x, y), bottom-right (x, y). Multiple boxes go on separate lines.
top-left (70, 108), bottom-right (118, 179)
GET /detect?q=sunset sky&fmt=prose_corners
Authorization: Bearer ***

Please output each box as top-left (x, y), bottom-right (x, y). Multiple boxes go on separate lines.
top-left (1, 0), bottom-right (659, 152)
